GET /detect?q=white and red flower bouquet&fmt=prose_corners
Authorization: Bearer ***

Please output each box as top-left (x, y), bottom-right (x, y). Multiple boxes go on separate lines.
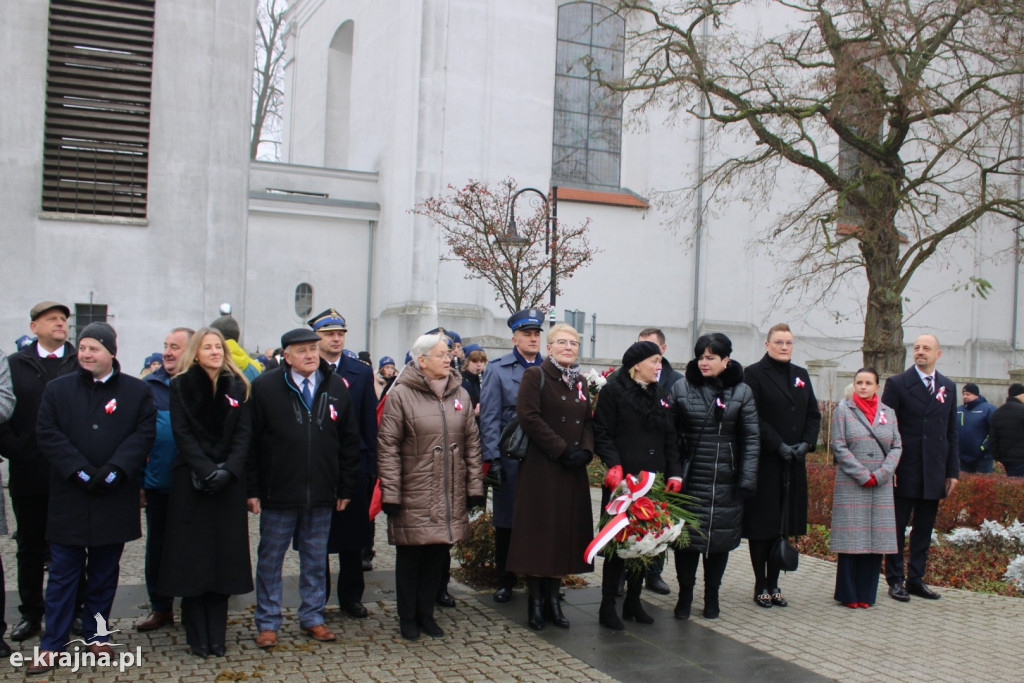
top-left (585, 471), bottom-right (698, 573)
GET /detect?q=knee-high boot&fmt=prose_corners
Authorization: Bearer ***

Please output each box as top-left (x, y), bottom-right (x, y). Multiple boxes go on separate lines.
top-left (526, 577), bottom-right (544, 631)
top-left (543, 577), bottom-right (569, 629)
top-left (622, 577), bottom-right (654, 624)
top-left (599, 560), bottom-right (623, 630)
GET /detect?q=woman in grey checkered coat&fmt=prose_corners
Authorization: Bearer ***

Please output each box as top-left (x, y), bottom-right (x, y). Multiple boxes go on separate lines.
top-left (829, 368), bottom-right (902, 607)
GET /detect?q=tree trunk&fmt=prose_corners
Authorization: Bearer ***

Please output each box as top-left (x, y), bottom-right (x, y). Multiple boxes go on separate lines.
top-left (859, 211), bottom-right (906, 375)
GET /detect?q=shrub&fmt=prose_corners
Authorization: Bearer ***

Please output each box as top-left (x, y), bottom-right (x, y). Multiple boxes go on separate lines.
top-left (452, 511), bottom-right (497, 587)
top-left (806, 463), bottom-right (835, 527)
top-left (935, 473), bottom-right (1024, 531)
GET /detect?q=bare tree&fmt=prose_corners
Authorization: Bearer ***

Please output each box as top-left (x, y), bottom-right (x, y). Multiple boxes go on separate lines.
top-left (606, 0), bottom-right (1024, 373)
top-left (251, 0), bottom-right (287, 160)
top-left (414, 179), bottom-right (599, 313)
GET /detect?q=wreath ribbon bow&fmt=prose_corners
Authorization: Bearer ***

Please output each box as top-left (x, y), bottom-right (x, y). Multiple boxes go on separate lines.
top-left (584, 471), bottom-right (656, 564)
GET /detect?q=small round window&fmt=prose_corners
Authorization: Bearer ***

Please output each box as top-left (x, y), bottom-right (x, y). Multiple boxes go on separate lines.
top-left (294, 283), bottom-right (313, 317)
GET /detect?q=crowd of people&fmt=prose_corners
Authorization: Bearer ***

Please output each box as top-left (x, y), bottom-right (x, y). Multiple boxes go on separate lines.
top-left (0, 299), bottom-right (1019, 672)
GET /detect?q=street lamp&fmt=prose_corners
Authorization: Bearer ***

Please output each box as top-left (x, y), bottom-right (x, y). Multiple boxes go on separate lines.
top-left (505, 185), bottom-right (559, 324)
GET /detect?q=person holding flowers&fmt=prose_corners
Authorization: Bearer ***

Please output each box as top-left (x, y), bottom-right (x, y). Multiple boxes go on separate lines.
top-left (829, 368), bottom-right (902, 607)
top-left (593, 341), bottom-right (681, 629)
top-left (670, 332), bottom-right (759, 620)
top-left (506, 323), bottom-right (594, 631)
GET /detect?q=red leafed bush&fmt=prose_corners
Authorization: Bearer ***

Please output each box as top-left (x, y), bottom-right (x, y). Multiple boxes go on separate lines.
top-left (806, 465), bottom-right (1024, 532)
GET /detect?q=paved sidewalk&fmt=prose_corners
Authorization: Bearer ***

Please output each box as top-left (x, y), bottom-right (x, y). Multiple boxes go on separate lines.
top-left (0, 486), bottom-right (1021, 681)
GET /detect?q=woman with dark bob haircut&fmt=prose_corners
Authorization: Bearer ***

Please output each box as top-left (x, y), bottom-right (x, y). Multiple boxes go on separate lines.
top-left (669, 332), bottom-right (759, 620)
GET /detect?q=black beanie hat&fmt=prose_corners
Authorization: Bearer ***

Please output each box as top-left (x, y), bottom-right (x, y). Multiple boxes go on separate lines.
top-left (621, 341), bottom-right (661, 372)
top-left (1008, 383), bottom-right (1024, 398)
top-left (79, 322), bottom-right (117, 355)
top-left (962, 383), bottom-right (980, 396)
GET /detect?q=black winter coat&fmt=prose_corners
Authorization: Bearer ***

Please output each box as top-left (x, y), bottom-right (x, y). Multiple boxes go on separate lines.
top-left (161, 365), bottom-right (253, 596)
top-left (0, 342), bottom-right (78, 496)
top-left (670, 359), bottom-right (759, 554)
top-left (991, 397), bottom-right (1024, 466)
top-left (36, 361), bottom-right (156, 545)
top-left (594, 369), bottom-right (680, 478)
top-left (247, 360), bottom-right (361, 509)
top-left (742, 354), bottom-right (821, 540)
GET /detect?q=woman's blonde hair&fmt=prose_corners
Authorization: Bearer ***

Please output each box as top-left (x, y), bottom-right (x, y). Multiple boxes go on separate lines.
top-left (546, 322), bottom-right (580, 344)
top-left (177, 326), bottom-right (251, 399)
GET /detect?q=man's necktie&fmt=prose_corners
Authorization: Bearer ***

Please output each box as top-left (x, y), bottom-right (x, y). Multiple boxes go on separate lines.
top-left (47, 353), bottom-right (57, 359)
top-left (925, 375), bottom-right (934, 395)
top-left (301, 378), bottom-right (313, 410)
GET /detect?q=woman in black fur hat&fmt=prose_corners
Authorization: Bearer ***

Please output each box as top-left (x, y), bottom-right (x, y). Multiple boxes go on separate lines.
top-left (593, 341), bottom-right (682, 630)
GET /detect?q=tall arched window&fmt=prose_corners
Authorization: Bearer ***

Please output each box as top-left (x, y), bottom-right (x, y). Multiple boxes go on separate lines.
top-left (552, 3), bottom-right (624, 189)
top-left (325, 21), bottom-right (354, 168)
top-left (294, 282), bottom-right (313, 317)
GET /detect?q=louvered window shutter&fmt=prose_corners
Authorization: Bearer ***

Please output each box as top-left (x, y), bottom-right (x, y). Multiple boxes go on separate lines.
top-left (41, 0), bottom-right (155, 219)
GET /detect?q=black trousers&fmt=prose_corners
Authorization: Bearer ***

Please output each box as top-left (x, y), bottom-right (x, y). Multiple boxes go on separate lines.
top-left (748, 538), bottom-right (783, 591)
top-left (325, 550), bottom-right (365, 604)
top-left (11, 494), bottom-right (48, 621)
top-left (180, 593), bottom-right (229, 650)
top-left (395, 544), bottom-right (450, 621)
top-left (674, 550), bottom-right (729, 589)
top-left (834, 553), bottom-right (882, 605)
top-left (143, 489), bottom-right (173, 613)
top-left (885, 496), bottom-right (938, 586)
top-left (494, 527), bottom-right (516, 589)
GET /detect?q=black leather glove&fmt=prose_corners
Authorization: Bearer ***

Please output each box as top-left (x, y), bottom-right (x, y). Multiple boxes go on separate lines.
top-left (777, 443), bottom-right (795, 464)
top-left (467, 495), bottom-right (486, 511)
top-left (792, 442), bottom-right (811, 462)
top-left (93, 464), bottom-right (125, 494)
top-left (202, 466), bottom-right (234, 495)
top-left (482, 459), bottom-right (504, 490)
top-left (71, 466), bottom-right (99, 492)
top-left (382, 502), bottom-right (401, 516)
top-left (561, 445), bottom-right (593, 469)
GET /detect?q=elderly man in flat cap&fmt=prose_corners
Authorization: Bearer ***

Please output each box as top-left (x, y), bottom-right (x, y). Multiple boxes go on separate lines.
top-left (307, 309), bottom-right (379, 619)
top-left (0, 302), bottom-right (82, 646)
top-left (246, 328), bottom-right (361, 648)
top-left (31, 322), bottom-right (156, 674)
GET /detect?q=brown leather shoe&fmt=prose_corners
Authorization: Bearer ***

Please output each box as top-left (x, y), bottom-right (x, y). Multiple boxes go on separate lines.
top-left (26, 650), bottom-right (58, 676)
top-left (302, 624), bottom-right (337, 642)
top-left (255, 630), bottom-right (277, 649)
top-left (136, 611), bottom-right (174, 631)
top-left (88, 642), bottom-right (116, 657)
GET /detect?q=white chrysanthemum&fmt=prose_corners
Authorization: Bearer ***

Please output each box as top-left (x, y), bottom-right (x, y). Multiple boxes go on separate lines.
top-left (1002, 555), bottom-right (1024, 589)
top-left (1006, 520), bottom-right (1024, 545)
top-left (945, 528), bottom-right (982, 547)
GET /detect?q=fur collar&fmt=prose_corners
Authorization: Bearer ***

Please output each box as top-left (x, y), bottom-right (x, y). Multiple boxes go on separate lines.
top-left (684, 358), bottom-right (744, 389)
top-left (176, 364), bottom-right (246, 441)
top-left (610, 368), bottom-right (670, 430)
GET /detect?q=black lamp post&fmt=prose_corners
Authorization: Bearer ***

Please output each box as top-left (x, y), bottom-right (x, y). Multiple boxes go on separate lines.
top-left (505, 186), bottom-right (559, 324)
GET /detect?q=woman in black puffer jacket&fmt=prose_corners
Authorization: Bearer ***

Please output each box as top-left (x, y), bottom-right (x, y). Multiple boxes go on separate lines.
top-left (670, 332), bottom-right (759, 620)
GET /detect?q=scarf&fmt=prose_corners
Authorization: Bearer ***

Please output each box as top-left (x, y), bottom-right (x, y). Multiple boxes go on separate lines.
top-left (512, 347), bottom-right (543, 369)
top-left (557, 362), bottom-right (582, 390)
top-left (853, 393), bottom-right (878, 425)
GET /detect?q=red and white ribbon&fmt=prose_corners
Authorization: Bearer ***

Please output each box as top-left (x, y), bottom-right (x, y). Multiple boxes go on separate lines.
top-left (578, 382), bottom-right (586, 401)
top-left (225, 394), bottom-right (239, 408)
top-left (584, 471), bottom-right (656, 564)
top-left (879, 411), bottom-right (888, 425)
top-left (794, 377), bottom-right (805, 388)
top-left (715, 397), bottom-right (727, 409)
top-left (104, 399), bottom-right (117, 414)
top-left (329, 404), bottom-right (338, 421)
top-left (342, 377), bottom-right (350, 389)
top-left (453, 398), bottom-right (463, 411)
top-left (936, 386), bottom-right (946, 403)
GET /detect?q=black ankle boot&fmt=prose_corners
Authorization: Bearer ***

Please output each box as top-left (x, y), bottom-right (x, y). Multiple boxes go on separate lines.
top-left (544, 578), bottom-right (569, 628)
top-left (703, 585), bottom-right (720, 619)
top-left (674, 585), bottom-right (694, 620)
top-left (598, 596), bottom-right (623, 630)
top-left (622, 579), bottom-right (654, 624)
top-left (527, 578), bottom-right (545, 631)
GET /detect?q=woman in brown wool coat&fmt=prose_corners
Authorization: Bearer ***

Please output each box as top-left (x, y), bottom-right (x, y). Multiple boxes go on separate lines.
top-left (507, 323), bottom-right (595, 631)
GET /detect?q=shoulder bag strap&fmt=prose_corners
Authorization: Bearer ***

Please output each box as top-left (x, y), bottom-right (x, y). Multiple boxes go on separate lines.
top-left (849, 406), bottom-right (889, 457)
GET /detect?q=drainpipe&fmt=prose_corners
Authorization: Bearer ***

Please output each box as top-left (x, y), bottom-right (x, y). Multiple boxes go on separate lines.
top-left (690, 19), bottom-right (709, 349)
top-left (365, 220), bottom-right (376, 351)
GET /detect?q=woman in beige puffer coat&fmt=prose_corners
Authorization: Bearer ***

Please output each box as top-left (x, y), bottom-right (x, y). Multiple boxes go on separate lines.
top-left (378, 332), bottom-right (483, 641)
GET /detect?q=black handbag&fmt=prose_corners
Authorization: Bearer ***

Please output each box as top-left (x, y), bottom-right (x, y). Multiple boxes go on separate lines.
top-left (498, 371), bottom-right (545, 461)
top-left (770, 461), bottom-right (799, 572)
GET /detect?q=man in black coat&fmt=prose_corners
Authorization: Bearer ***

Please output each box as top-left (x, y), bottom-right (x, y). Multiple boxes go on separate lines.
top-left (31, 322), bottom-right (155, 674)
top-left (990, 383), bottom-right (1024, 478)
top-left (0, 302), bottom-right (80, 644)
top-left (246, 328), bottom-right (361, 649)
top-left (742, 323), bottom-right (821, 608)
top-left (308, 308), bottom-right (379, 619)
top-left (881, 333), bottom-right (959, 602)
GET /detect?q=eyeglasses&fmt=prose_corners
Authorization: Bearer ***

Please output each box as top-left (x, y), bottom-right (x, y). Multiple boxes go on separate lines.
top-left (427, 352), bottom-right (451, 360)
top-left (552, 339), bottom-right (580, 348)
top-left (770, 340), bottom-right (794, 347)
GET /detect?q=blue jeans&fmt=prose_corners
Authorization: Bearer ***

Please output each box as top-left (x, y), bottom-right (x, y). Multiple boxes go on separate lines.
top-left (255, 507), bottom-right (332, 631)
